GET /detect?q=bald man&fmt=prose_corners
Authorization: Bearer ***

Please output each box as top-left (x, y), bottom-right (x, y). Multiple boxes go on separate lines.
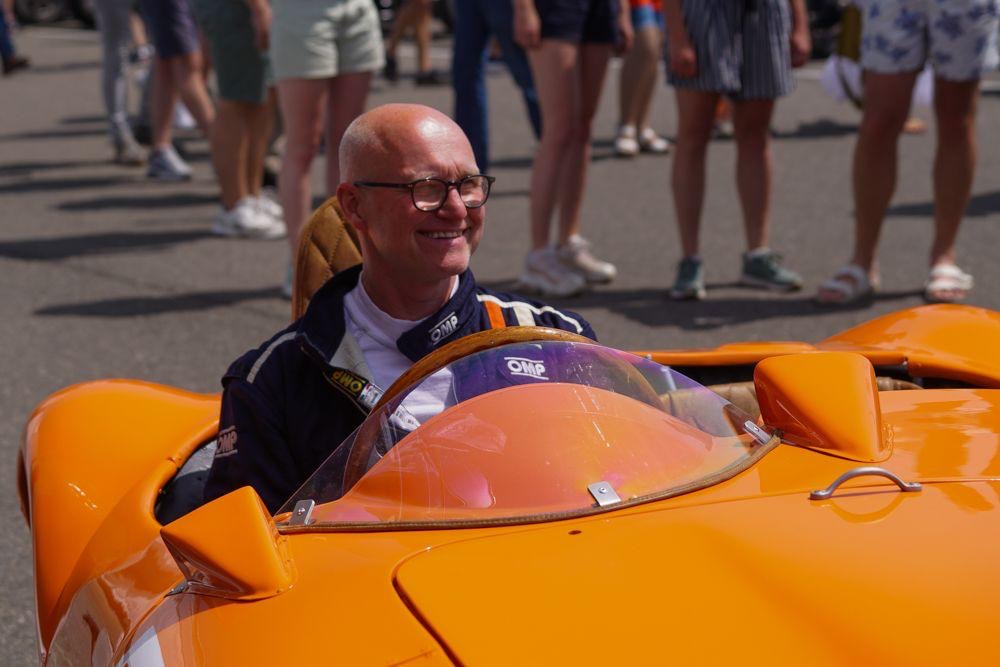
top-left (203, 104), bottom-right (595, 513)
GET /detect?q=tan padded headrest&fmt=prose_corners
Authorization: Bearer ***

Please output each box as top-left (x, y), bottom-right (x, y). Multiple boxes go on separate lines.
top-left (291, 195), bottom-right (362, 321)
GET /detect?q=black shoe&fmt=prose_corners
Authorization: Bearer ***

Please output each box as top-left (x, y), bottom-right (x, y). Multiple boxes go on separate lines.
top-left (383, 56), bottom-right (398, 82)
top-left (2, 56), bottom-right (30, 76)
top-left (415, 69), bottom-right (448, 86)
top-left (132, 123), bottom-right (152, 146)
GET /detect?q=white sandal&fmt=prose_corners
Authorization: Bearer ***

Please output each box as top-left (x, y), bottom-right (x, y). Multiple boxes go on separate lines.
top-left (924, 263), bottom-right (973, 303)
top-left (638, 127), bottom-right (671, 154)
top-left (815, 264), bottom-right (878, 305)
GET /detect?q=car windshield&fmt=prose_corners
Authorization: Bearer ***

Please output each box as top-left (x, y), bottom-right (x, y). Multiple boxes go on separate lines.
top-left (278, 341), bottom-right (776, 529)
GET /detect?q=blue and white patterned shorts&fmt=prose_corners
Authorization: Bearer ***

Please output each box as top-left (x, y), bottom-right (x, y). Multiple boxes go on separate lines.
top-left (859, 0), bottom-right (999, 81)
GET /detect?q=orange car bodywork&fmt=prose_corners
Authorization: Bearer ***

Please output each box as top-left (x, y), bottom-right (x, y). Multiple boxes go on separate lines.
top-left (18, 304), bottom-right (1000, 665)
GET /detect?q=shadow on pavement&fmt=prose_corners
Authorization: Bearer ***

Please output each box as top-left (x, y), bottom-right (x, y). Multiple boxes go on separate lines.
top-left (0, 175), bottom-right (136, 194)
top-left (25, 60), bottom-right (100, 75)
top-left (480, 280), bottom-right (922, 330)
top-left (0, 230), bottom-right (215, 260)
top-left (0, 158), bottom-right (110, 175)
top-left (888, 190), bottom-right (1000, 218)
top-left (0, 127), bottom-right (108, 141)
top-left (35, 287), bottom-right (283, 317)
top-left (58, 192), bottom-right (217, 211)
top-left (60, 115), bottom-right (105, 125)
top-left (773, 118), bottom-right (859, 140)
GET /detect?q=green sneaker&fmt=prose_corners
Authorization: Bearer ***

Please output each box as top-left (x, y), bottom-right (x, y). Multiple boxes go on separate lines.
top-left (741, 250), bottom-right (803, 292)
top-left (670, 256), bottom-right (706, 300)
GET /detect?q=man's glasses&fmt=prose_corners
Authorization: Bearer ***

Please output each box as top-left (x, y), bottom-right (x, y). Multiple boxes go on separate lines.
top-left (353, 175), bottom-right (496, 212)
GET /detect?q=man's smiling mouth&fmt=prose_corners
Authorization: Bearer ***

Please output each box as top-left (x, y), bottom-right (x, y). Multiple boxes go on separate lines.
top-left (421, 230), bottom-right (465, 239)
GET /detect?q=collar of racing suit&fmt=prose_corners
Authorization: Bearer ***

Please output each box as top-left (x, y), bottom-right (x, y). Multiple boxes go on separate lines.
top-left (293, 264), bottom-right (483, 413)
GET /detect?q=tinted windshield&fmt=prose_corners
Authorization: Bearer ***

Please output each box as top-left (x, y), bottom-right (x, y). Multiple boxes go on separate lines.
top-left (278, 342), bottom-right (775, 528)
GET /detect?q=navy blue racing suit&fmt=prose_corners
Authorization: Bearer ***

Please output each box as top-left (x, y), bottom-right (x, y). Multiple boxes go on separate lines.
top-left (202, 265), bottom-right (596, 513)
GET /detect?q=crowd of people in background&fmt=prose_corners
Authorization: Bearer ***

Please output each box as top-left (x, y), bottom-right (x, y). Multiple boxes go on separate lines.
top-left (22, 0), bottom-right (995, 306)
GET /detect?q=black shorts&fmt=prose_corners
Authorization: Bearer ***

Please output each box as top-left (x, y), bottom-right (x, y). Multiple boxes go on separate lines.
top-left (535, 0), bottom-right (618, 44)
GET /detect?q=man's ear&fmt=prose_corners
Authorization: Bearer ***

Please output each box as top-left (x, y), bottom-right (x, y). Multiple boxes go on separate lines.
top-left (337, 183), bottom-right (367, 234)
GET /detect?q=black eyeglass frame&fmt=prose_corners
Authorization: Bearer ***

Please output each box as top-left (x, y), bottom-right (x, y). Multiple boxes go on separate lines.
top-left (353, 175), bottom-right (497, 212)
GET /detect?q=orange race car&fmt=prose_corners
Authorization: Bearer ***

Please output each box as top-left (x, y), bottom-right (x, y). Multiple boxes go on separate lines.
top-left (18, 304), bottom-right (1000, 665)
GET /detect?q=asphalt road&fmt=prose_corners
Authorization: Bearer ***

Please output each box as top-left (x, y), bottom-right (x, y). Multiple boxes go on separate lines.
top-left (2, 23), bottom-right (998, 664)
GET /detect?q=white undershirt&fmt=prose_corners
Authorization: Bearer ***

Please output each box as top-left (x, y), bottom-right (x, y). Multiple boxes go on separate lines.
top-left (343, 275), bottom-right (457, 424)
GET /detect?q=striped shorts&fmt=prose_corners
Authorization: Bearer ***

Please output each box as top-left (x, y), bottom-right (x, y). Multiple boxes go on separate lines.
top-left (664, 0), bottom-right (795, 100)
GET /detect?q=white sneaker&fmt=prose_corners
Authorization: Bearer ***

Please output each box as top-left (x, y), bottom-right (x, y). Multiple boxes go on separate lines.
top-left (253, 193), bottom-right (284, 222)
top-left (638, 127), bottom-right (671, 154)
top-left (518, 247), bottom-right (586, 297)
top-left (211, 197), bottom-right (286, 240)
top-left (173, 102), bottom-right (197, 130)
top-left (147, 146), bottom-right (192, 182)
top-left (614, 124), bottom-right (639, 157)
top-left (557, 235), bottom-right (617, 284)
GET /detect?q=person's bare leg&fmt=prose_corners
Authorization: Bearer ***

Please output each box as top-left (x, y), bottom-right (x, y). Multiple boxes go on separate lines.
top-left (414, 0), bottom-right (433, 73)
top-left (150, 57), bottom-right (178, 151)
top-left (671, 89), bottom-right (719, 257)
top-left (245, 91), bottom-right (275, 198)
top-left (527, 40), bottom-right (580, 250)
top-left (630, 25), bottom-right (663, 132)
top-left (323, 71), bottom-right (373, 196)
top-left (930, 78), bottom-right (978, 269)
top-left (171, 51), bottom-right (215, 136)
top-left (277, 78), bottom-right (326, 256)
top-left (555, 42), bottom-right (611, 244)
top-left (211, 99), bottom-right (251, 209)
top-left (386, 0), bottom-right (421, 58)
top-left (731, 98), bottom-right (775, 250)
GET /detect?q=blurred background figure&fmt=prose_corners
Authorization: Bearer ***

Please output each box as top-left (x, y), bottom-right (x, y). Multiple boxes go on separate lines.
top-left (384, 0), bottom-right (446, 84)
top-left (614, 0), bottom-right (669, 157)
top-left (192, 0), bottom-right (285, 239)
top-left (515, 0), bottom-right (632, 298)
top-left (93, 0), bottom-right (147, 165)
top-left (137, 0), bottom-right (215, 181)
top-left (271, 0), bottom-right (384, 297)
top-left (452, 0), bottom-right (541, 171)
top-left (1, 0), bottom-right (29, 75)
top-left (816, 0), bottom-right (999, 305)
top-left (664, 0), bottom-right (810, 301)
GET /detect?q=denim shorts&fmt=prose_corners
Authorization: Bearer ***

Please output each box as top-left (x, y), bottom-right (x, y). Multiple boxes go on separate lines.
top-left (138, 0), bottom-right (199, 59)
top-left (859, 0), bottom-right (999, 81)
top-left (535, 0), bottom-right (619, 44)
top-left (270, 0), bottom-right (384, 80)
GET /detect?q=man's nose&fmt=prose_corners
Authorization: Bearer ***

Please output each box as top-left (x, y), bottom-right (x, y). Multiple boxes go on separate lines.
top-left (437, 185), bottom-right (467, 216)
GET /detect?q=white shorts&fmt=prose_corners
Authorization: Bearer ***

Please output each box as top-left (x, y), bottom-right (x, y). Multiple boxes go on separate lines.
top-left (859, 0), bottom-right (999, 81)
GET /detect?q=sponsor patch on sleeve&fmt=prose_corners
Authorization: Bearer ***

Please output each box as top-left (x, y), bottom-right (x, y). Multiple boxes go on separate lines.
top-left (215, 426), bottom-right (238, 458)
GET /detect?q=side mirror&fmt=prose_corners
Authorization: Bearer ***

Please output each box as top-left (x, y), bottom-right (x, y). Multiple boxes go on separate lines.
top-left (754, 352), bottom-right (890, 462)
top-left (161, 487), bottom-right (296, 600)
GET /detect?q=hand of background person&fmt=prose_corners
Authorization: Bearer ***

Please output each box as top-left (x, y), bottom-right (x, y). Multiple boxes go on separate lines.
top-left (249, 2), bottom-right (272, 52)
top-left (615, 6), bottom-right (634, 54)
top-left (790, 25), bottom-right (811, 68)
top-left (513, 0), bottom-right (541, 50)
top-left (668, 37), bottom-right (697, 79)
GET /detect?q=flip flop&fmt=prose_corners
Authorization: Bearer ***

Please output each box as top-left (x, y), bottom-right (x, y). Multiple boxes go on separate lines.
top-left (924, 263), bottom-right (973, 303)
top-left (815, 264), bottom-right (878, 305)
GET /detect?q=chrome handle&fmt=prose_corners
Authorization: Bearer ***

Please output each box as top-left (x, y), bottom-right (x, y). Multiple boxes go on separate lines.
top-left (809, 466), bottom-right (922, 500)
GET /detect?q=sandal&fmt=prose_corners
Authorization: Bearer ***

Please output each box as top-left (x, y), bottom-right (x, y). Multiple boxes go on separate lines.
top-left (638, 127), bottom-right (671, 154)
top-left (924, 263), bottom-right (973, 303)
top-left (815, 264), bottom-right (879, 305)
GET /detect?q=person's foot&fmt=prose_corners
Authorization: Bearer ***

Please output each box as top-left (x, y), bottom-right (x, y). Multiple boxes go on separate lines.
top-left (924, 263), bottom-right (973, 303)
top-left (519, 247), bottom-right (586, 297)
top-left (146, 146), bottom-right (192, 181)
top-left (670, 256), bottom-right (706, 300)
top-left (638, 127), bottom-right (671, 154)
top-left (740, 249), bottom-right (803, 292)
top-left (556, 235), bottom-right (617, 284)
top-left (614, 125), bottom-right (639, 157)
top-left (211, 197), bottom-right (286, 240)
top-left (415, 69), bottom-right (448, 86)
top-left (383, 55), bottom-right (399, 82)
top-left (2, 55), bottom-right (30, 76)
top-left (254, 190), bottom-right (284, 223)
top-left (114, 137), bottom-right (146, 166)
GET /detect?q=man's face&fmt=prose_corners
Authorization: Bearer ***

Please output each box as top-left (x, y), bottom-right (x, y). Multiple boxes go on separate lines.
top-left (351, 124), bottom-right (485, 286)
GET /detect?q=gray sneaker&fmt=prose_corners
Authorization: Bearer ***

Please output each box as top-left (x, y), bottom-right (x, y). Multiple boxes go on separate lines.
top-left (741, 250), bottom-right (803, 291)
top-left (114, 137), bottom-right (145, 166)
top-left (557, 235), bottom-right (617, 284)
top-left (147, 146), bottom-right (192, 182)
top-left (519, 247), bottom-right (586, 297)
top-left (670, 256), bottom-right (706, 300)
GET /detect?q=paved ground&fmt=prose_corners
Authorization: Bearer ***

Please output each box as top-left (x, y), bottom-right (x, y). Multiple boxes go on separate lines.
top-left (1, 22), bottom-right (998, 664)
